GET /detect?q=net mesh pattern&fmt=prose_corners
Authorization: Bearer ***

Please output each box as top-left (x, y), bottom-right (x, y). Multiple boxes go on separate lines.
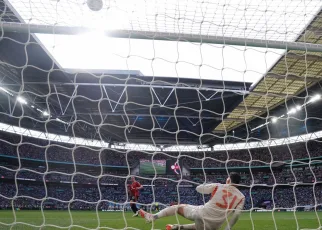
top-left (0, 0), bottom-right (322, 229)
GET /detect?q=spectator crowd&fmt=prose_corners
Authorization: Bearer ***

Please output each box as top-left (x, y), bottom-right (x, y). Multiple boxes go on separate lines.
top-left (0, 132), bottom-right (322, 211)
top-left (0, 132), bottom-right (322, 169)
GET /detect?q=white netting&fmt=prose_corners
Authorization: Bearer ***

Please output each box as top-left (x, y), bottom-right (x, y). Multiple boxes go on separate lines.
top-left (0, 0), bottom-right (322, 229)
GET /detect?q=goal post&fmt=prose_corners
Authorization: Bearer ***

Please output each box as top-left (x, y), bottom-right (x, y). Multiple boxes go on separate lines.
top-left (2, 22), bottom-right (322, 52)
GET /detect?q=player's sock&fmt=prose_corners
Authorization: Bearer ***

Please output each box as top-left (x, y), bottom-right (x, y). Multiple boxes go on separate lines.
top-left (131, 204), bottom-right (137, 213)
top-left (180, 224), bottom-right (196, 229)
top-left (166, 224), bottom-right (195, 230)
top-left (154, 206), bottom-right (178, 219)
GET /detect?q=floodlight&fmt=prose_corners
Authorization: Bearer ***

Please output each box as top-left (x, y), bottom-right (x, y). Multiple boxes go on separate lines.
top-left (287, 108), bottom-right (297, 115)
top-left (309, 94), bottom-right (321, 103)
top-left (17, 96), bottom-right (27, 105)
top-left (272, 117), bottom-right (278, 123)
top-left (296, 105), bottom-right (301, 111)
top-left (43, 111), bottom-right (49, 116)
top-left (0, 87), bottom-right (13, 96)
top-left (56, 118), bottom-right (68, 124)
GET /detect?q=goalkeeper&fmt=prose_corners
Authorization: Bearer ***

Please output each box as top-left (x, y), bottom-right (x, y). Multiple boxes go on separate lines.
top-left (139, 172), bottom-right (245, 230)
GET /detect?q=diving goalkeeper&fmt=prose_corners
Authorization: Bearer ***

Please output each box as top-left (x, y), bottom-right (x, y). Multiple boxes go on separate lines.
top-left (139, 172), bottom-right (245, 230)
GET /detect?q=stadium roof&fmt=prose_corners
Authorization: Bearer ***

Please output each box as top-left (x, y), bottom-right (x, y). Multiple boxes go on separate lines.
top-left (1, 121), bottom-right (322, 152)
top-left (4, 0), bottom-right (322, 83)
top-left (0, 3), bottom-right (250, 145)
top-left (214, 10), bottom-right (322, 133)
top-left (0, 0), bottom-right (322, 146)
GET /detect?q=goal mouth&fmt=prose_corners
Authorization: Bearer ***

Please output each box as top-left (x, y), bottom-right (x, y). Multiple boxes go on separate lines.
top-left (1, 0), bottom-right (322, 229)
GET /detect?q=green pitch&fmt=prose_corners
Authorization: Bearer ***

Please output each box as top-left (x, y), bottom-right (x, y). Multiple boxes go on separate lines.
top-left (0, 210), bottom-right (321, 229)
top-left (140, 162), bottom-right (166, 174)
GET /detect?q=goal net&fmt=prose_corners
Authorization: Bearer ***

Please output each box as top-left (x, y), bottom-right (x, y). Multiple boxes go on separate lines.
top-left (0, 0), bottom-right (322, 229)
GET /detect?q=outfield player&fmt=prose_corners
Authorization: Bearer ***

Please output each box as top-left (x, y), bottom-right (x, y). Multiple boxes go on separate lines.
top-left (139, 172), bottom-right (245, 230)
top-left (128, 176), bottom-right (143, 217)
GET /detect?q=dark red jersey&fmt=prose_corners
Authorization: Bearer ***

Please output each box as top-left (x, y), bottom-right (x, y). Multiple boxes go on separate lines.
top-left (129, 181), bottom-right (141, 197)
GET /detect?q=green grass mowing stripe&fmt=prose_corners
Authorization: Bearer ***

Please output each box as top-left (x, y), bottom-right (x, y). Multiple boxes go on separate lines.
top-left (140, 163), bottom-right (165, 174)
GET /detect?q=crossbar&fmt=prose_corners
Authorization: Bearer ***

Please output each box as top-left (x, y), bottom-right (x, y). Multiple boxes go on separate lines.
top-left (3, 22), bottom-right (322, 52)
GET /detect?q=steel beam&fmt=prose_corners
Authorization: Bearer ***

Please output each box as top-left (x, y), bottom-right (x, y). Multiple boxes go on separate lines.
top-left (55, 83), bottom-right (291, 98)
top-left (267, 73), bottom-right (322, 82)
top-left (62, 85), bottom-right (78, 115)
top-left (235, 106), bottom-right (267, 111)
top-left (286, 52), bottom-right (322, 62)
top-left (4, 82), bottom-right (248, 95)
top-left (60, 112), bottom-right (245, 122)
top-left (128, 116), bottom-right (138, 133)
top-left (250, 90), bottom-right (292, 98)
top-left (54, 84), bottom-right (64, 115)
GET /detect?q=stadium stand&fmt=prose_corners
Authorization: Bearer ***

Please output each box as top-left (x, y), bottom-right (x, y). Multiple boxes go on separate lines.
top-left (1, 133), bottom-right (322, 212)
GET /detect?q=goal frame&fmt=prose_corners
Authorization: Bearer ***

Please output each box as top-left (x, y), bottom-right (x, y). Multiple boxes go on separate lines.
top-left (2, 22), bottom-right (322, 52)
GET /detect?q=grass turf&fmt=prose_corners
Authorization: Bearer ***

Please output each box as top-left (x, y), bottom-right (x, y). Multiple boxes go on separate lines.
top-left (0, 210), bottom-right (321, 229)
top-left (139, 162), bottom-right (166, 175)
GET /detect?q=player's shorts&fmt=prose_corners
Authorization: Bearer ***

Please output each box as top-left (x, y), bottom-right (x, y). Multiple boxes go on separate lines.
top-left (183, 205), bottom-right (221, 230)
top-left (182, 205), bottom-right (204, 229)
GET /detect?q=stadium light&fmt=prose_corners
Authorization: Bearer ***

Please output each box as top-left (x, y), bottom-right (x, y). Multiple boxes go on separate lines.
top-left (0, 86), bottom-right (13, 96)
top-left (251, 122), bottom-right (269, 132)
top-left (17, 96), bottom-right (27, 105)
top-left (296, 105), bottom-right (301, 111)
top-left (253, 94), bottom-right (319, 131)
top-left (309, 94), bottom-right (321, 103)
top-left (42, 111), bottom-right (49, 116)
top-left (56, 118), bottom-right (68, 125)
top-left (287, 108), bottom-right (297, 115)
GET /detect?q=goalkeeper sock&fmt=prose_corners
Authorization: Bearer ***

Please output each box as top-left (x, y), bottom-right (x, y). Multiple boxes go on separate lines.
top-left (180, 224), bottom-right (196, 229)
top-left (155, 205), bottom-right (178, 219)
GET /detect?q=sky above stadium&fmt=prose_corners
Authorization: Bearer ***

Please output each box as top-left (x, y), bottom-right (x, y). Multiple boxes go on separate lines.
top-left (7, 0), bottom-right (322, 83)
